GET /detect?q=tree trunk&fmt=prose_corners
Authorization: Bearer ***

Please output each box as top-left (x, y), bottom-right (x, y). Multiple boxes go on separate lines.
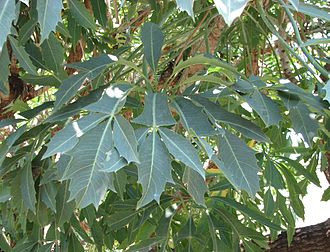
top-left (267, 218), bottom-right (330, 252)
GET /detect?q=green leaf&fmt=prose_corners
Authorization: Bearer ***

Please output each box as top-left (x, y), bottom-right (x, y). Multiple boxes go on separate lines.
top-left (288, 0), bottom-right (299, 10)
top-left (21, 162), bottom-right (36, 213)
top-left (0, 44), bottom-right (10, 95)
top-left (192, 95), bottom-right (269, 142)
top-left (264, 189), bottom-right (275, 217)
top-left (101, 148), bottom-right (127, 173)
top-left (64, 120), bottom-right (114, 208)
top-left (278, 156), bottom-right (320, 186)
top-left (141, 22), bottom-right (164, 71)
top-left (0, 0), bottom-right (16, 48)
top-left (36, 0), bottom-right (63, 42)
top-left (264, 159), bottom-right (285, 190)
top-left (183, 167), bottom-right (207, 207)
top-left (285, 3), bottom-right (330, 21)
top-left (43, 114), bottom-right (108, 158)
top-left (40, 182), bottom-right (57, 212)
top-left (137, 129), bottom-right (173, 208)
top-left (113, 115), bottom-right (139, 163)
top-left (159, 127), bottom-right (205, 178)
top-left (173, 97), bottom-right (216, 136)
top-left (90, 0), bottom-right (107, 27)
top-left (8, 36), bottom-right (37, 75)
top-left (0, 126), bottom-right (26, 168)
top-left (217, 130), bottom-right (260, 197)
top-left (85, 84), bottom-right (131, 115)
top-left (174, 54), bottom-right (238, 77)
top-left (321, 187), bottom-right (330, 201)
top-left (22, 74), bottom-right (61, 88)
top-left (289, 102), bottom-right (319, 146)
top-left (323, 80), bottom-right (330, 104)
top-left (18, 18), bottom-right (37, 45)
top-left (41, 33), bottom-right (64, 74)
top-left (245, 88), bottom-right (281, 126)
top-left (19, 0), bottom-right (30, 6)
top-left (68, 0), bottom-right (96, 30)
top-left (212, 208), bottom-right (264, 240)
top-left (214, 0), bottom-right (249, 25)
top-left (301, 37), bottom-right (330, 47)
top-left (132, 92), bottom-right (176, 127)
top-left (56, 181), bottom-right (75, 227)
top-left (176, 0), bottom-right (195, 20)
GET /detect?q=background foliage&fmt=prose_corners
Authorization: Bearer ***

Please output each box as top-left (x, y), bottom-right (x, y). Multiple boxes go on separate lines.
top-left (0, 0), bottom-right (329, 251)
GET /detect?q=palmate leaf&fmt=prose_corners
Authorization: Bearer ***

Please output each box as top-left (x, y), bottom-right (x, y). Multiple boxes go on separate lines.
top-left (159, 127), bottom-right (204, 179)
top-left (173, 96), bottom-right (216, 136)
top-left (192, 95), bottom-right (269, 142)
top-left (137, 129), bottom-right (173, 208)
top-left (214, 0), bottom-right (249, 25)
top-left (132, 92), bottom-right (176, 127)
top-left (43, 113), bottom-right (108, 159)
top-left (36, 0), bottom-right (63, 42)
top-left (141, 22), bottom-right (164, 72)
top-left (217, 130), bottom-right (260, 197)
top-left (0, 0), bottom-right (15, 48)
top-left (64, 120), bottom-right (114, 208)
top-left (113, 115), bottom-right (139, 163)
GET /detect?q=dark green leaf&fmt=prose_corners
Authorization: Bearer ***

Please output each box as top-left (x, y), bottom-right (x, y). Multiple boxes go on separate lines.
top-left (68, 0), bottom-right (96, 30)
top-left (0, 0), bottom-right (16, 49)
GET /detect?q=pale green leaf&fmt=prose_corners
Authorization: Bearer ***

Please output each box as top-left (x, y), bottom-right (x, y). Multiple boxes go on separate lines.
top-left (65, 120), bottom-right (114, 208)
top-left (289, 102), bottom-right (319, 146)
top-left (137, 130), bottom-right (173, 208)
top-left (132, 92), bottom-right (176, 127)
top-left (113, 115), bottom-right (139, 163)
top-left (36, 0), bottom-right (63, 42)
top-left (101, 148), bottom-right (127, 173)
top-left (41, 33), bottom-right (64, 74)
top-left (0, 0), bottom-right (15, 48)
top-left (21, 163), bottom-right (36, 213)
top-left (214, 0), bottom-right (249, 25)
top-left (245, 88), bottom-right (281, 126)
top-left (8, 36), bottom-right (37, 75)
top-left (85, 84), bottom-right (131, 115)
top-left (68, 0), bottom-right (96, 30)
top-left (141, 22), bottom-right (164, 71)
top-left (183, 167), bottom-right (207, 207)
top-left (43, 113), bottom-right (108, 158)
top-left (217, 130), bottom-right (260, 197)
top-left (19, 0), bottom-right (30, 6)
top-left (159, 127), bottom-right (205, 179)
top-left (176, 0), bottom-right (195, 19)
top-left (301, 37), bottom-right (330, 47)
top-left (323, 80), bottom-right (330, 104)
top-left (173, 97), bottom-right (216, 136)
top-left (285, 3), bottom-right (330, 21)
top-left (55, 55), bottom-right (115, 110)
top-left (288, 0), bottom-right (299, 10)
top-left (192, 95), bottom-right (269, 142)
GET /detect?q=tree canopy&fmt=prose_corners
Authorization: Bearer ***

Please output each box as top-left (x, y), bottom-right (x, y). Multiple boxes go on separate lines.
top-left (0, 0), bottom-right (329, 251)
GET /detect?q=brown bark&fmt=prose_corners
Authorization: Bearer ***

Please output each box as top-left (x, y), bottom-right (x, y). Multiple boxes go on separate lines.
top-left (267, 218), bottom-right (330, 252)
